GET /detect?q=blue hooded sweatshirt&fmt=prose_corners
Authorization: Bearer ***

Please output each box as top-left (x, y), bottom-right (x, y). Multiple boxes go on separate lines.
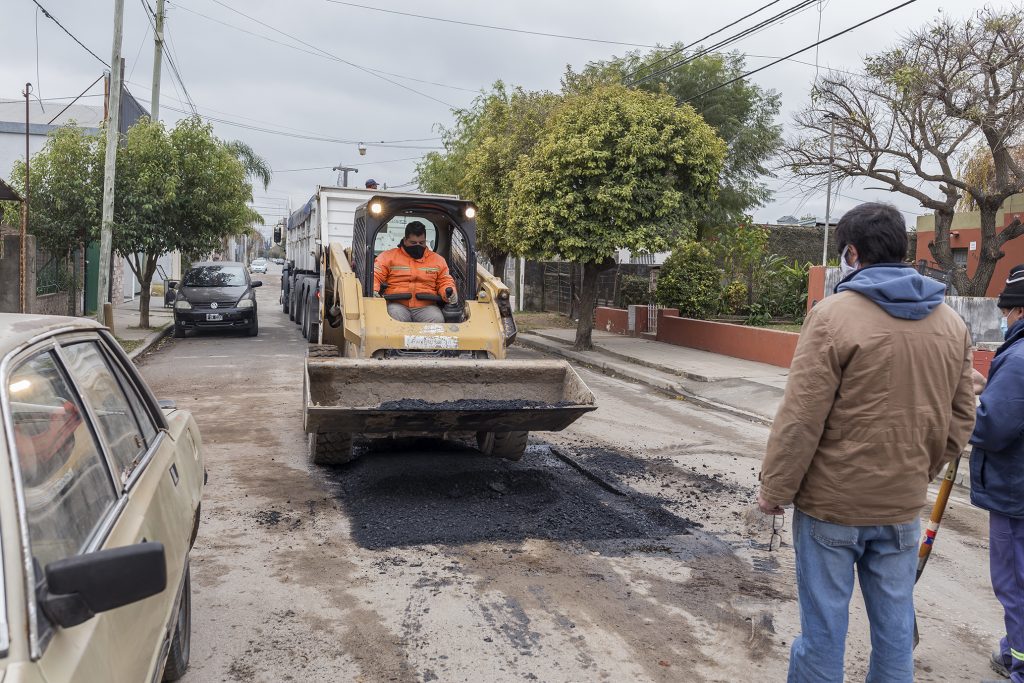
top-left (970, 317), bottom-right (1024, 518)
top-left (835, 264), bottom-right (946, 320)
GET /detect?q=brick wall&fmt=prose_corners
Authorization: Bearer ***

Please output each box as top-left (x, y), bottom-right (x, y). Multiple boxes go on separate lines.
top-left (656, 314), bottom-right (800, 368)
top-left (595, 307), bottom-right (629, 334)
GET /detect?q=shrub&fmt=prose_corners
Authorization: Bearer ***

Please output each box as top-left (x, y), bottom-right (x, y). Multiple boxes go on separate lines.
top-left (616, 273), bottom-right (651, 307)
top-left (655, 241), bottom-right (722, 319)
top-left (756, 259), bottom-right (810, 321)
top-left (720, 281), bottom-right (748, 314)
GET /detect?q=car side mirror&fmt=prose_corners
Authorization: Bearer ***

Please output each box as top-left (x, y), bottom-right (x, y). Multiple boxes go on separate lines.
top-left (39, 542), bottom-right (166, 628)
top-left (251, 281), bottom-right (263, 288)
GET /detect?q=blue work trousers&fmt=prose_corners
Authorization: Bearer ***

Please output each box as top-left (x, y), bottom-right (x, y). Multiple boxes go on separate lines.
top-left (788, 509), bottom-right (919, 683)
top-left (991, 511), bottom-right (1024, 683)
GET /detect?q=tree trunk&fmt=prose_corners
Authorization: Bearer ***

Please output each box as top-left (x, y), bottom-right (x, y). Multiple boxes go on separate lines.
top-left (490, 252), bottom-right (508, 281)
top-left (574, 257), bottom-right (616, 351)
top-left (137, 254), bottom-right (158, 329)
top-left (926, 208), bottom-right (971, 294)
top-left (965, 203), bottom-right (1003, 296)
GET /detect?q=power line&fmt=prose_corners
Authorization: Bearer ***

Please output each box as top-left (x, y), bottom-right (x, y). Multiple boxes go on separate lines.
top-left (157, 101), bottom-right (444, 148)
top-left (684, 1), bottom-right (918, 102)
top-left (194, 0), bottom-right (456, 108)
top-left (631, 0), bottom-right (820, 86)
top-left (273, 155), bottom-right (426, 173)
top-left (28, 0), bottom-right (109, 67)
top-left (170, 2), bottom-right (477, 95)
top-left (623, 0), bottom-right (785, 83)
top-left (323, 0), bottom-right (659, 48)
top-left (143, 0), bottom-right (197, 115)
top-left (45, 74), bottom-right (104, 125)
top-left (129, 88), bottom-right (440, 147)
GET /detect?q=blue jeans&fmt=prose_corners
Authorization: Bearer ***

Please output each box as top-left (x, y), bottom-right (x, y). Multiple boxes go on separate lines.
top-left (788, 509), bottom-right (919, 683)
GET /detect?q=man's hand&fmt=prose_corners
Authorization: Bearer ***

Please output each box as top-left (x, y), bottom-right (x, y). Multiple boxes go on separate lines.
top-left (757, 491), bottom-right (785, 516)
top-left (971, 368), bottom-right (987, 395)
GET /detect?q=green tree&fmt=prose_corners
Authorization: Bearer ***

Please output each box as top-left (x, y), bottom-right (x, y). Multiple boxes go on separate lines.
top-left (5, 126), bottom-right (103, 251)
top-left (510, 83), bottom-right (726, 350)
top-left (4, 125), bottom-right (103, 314)
top-left (9, 117), bottom-right (262, 327)
top-left (569, 48), bottom-right (782, 236)
top-left (417, 82), bottom-right (558, 278)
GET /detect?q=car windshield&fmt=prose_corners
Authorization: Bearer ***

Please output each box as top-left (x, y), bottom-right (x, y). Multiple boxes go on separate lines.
top-left (183, 266), bottom-right (246, 287)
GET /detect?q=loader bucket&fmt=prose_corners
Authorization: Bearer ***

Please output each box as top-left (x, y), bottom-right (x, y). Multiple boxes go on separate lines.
top-left (303, 359), bottom-right (596, 434)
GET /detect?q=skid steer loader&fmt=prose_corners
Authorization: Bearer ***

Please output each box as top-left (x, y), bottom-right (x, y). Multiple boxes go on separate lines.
top-left (303, 195), bottom-right (597, 465)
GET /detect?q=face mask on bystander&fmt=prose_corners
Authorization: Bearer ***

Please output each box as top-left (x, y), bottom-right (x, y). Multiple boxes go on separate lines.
top-left (839, 245), bottom-right (860, 280)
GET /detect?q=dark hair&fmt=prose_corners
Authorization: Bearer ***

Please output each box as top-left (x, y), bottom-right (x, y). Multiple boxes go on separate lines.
top-left (405, 221), bottom-right (426, 238)
top-left (834, 203), bottom-right (908, 265)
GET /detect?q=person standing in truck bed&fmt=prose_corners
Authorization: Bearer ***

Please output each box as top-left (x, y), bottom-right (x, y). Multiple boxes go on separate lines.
top-left (373, 221), bottom-right (456, 323)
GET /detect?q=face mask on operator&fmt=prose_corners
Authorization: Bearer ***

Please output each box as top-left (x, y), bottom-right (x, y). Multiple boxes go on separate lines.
top-left (402, 243), bottom-right (426, 259)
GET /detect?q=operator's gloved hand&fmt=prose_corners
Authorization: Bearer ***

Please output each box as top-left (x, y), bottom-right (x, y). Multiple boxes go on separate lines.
top-left (445, 287), bottom-right (458, 305)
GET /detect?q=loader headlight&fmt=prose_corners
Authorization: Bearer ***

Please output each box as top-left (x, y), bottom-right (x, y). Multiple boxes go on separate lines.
top-left (465, 206), bottom-right (477, 219)
top-left (174, 300), bottom-right (192, 310)
top-left (370, 201), bottom-right (383, 215)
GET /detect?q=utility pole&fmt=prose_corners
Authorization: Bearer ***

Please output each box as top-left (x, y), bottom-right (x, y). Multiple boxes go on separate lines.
top-left (821, 115), bottom-right (836, 266)
top-left (150, 0), bottom-right (165, 120)
top-left (97, 0), bottom-right (125, 326)
top-left (20, 83), bottom-right (31, 314)
top-left (333, 163), bottom-right (358, 187)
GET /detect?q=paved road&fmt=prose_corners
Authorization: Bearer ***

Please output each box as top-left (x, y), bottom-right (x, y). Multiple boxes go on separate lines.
top-left (136, 268), bottom-right (1004, 682)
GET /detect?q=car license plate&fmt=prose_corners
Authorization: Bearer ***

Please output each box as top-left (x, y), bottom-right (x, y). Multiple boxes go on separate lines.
top-left (205, 313), bottom-right (223, 321)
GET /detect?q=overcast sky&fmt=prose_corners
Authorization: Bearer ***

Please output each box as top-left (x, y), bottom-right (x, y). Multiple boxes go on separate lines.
top-left (0, 0), bottom-right (1005, 230)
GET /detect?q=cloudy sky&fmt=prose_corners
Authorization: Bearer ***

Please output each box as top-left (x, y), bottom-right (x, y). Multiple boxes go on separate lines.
top-left (0, 0), bottom-right (1004, 230)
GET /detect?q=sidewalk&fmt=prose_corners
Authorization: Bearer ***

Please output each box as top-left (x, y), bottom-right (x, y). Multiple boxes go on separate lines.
top-left (517, 328), bottom-right (973, 492)
top-left (517, 328), bottom-right (788, 424)
top-left (110, 296), bottom-right (173, 360)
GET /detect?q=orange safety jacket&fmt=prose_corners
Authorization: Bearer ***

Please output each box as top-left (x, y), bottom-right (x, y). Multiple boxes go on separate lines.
top-left (373, 246), bottom-right (457, 308)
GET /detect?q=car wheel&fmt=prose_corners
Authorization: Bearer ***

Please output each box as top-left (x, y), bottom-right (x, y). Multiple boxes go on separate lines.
top-left (162, 564), bottom-right (191, 681)
top-left (308, 431), bottom-right (355, 465)
top-left (477, 431), bottom-right (529, 461)
top-left (172, 324), bottom-right (185, 339)
top-left (247, 317), bottom-right (259, 337)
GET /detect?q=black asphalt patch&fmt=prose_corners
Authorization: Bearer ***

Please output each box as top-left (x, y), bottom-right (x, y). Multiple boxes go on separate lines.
top-left (322, 440), bottom-right (698, 550)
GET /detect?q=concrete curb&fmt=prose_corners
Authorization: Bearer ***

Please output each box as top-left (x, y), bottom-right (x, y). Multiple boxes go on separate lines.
top-left (516, 333), bottom-right (773, 426)
top-left (517, 332), bottom-right (973, 495)
top-left (127, 323), bottom-right (173, 362)
top-left (527, 330), bottom-right (720, 382)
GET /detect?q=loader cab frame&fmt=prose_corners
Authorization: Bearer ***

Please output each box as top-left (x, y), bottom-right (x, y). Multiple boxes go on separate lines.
top-left (352, 197), bottom-right (479, 303)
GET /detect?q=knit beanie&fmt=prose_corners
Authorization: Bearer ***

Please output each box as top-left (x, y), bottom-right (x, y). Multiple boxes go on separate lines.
top-left (998, 264), bottom-right (1024, 308)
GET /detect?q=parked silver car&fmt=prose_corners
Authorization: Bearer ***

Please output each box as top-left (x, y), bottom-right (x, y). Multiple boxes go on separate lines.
top-left (0, 313), bottom-right (205, 682)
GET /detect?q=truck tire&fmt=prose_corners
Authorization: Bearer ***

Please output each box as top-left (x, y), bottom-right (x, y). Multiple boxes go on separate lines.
top-left (477, 431), bottom-right (529, 461)
top-left (305, 289), bottom-right (319, 343)
top-left (281, 274), bottom-right (290, 314)
top-left (307, 344), bottom-right (340, 358)
top-left (289, 278), bottom-right (302, 322)
top-left (308, 431), bottom-right (354, 466)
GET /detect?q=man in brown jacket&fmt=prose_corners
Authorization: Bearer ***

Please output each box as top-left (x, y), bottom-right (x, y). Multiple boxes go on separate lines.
top-left (758, 203), bottom-right (975, 682)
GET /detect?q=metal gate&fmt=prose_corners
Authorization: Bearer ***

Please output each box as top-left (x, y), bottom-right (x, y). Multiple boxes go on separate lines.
top-left (646, 302), bottom-right (659, 334)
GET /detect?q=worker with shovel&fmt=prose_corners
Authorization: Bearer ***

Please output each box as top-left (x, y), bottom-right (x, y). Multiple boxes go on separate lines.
top-left (757, 203), bottom-right (976, 683)
top-left (971, 264), bottom-right (1024, 683)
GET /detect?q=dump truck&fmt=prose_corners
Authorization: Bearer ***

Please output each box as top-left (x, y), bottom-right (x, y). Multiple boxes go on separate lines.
top-left (285, 187), bottom-right (597, 465)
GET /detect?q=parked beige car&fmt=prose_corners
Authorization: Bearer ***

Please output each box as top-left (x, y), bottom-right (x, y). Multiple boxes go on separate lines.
top-left (0, 314), bottom-right (204, 682)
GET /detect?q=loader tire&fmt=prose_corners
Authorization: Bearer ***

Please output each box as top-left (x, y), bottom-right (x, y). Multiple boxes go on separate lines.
top-left (477, 431), bottom-right (529, 461)
top-left (308, 431), bottom-right (354, 466)
top-left (307, 344), bottom-right (340, 358)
